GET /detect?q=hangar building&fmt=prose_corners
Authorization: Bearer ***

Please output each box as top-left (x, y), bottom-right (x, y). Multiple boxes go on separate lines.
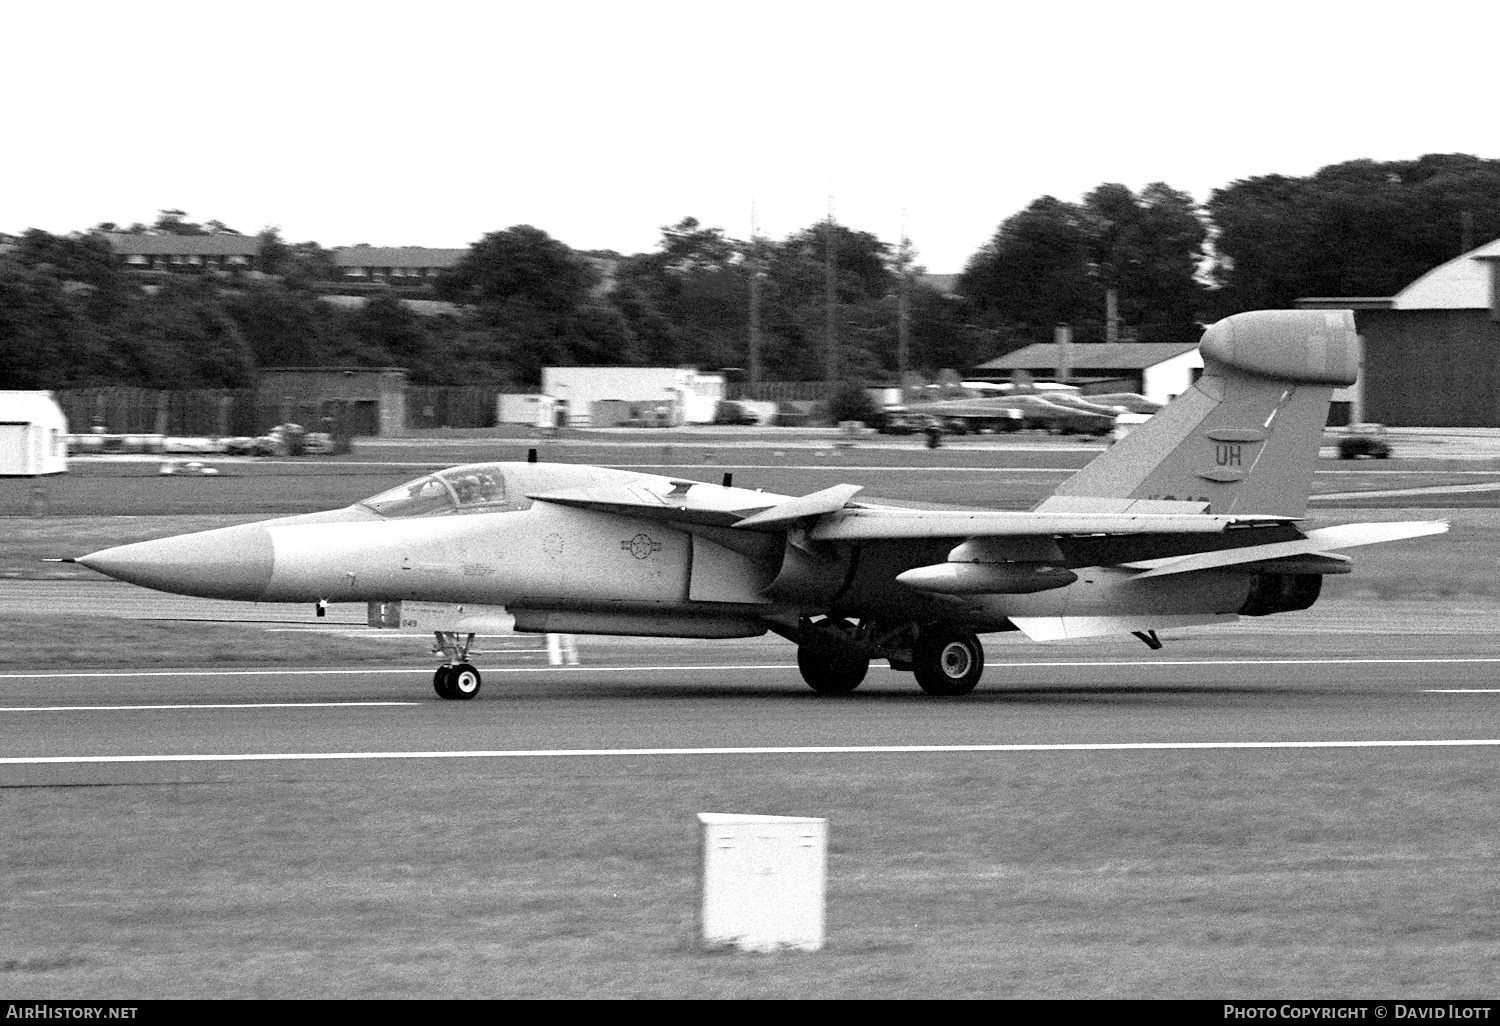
top-left (1297, 239), bottom-right (1500, 427)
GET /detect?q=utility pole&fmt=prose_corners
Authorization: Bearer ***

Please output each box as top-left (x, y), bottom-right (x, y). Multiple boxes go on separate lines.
top-left (897, 218), bottom-right (912, 400)
top-left (1105, 287), bottom-right (1120, 343)
top-left (1054, 323), bottom-right (1073, 383)
top-left (825, 199), bottom-right (838, 383)
top-left (748, 197), bottom-right (763, 391)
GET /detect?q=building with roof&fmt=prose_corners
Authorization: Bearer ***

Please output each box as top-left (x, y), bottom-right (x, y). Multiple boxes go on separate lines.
top-left (1296, 239), bottom-right (1500, 426)
top-left (540, 367), bottom-right (726, 426)
top-left (103, 232), bottom-right (261, 271)
top-left (970, 342), bottom-right (1203, 407)
top-left (332, 246), bottom-right (468, 282)
top-left (256, 368), bottom-right (408, 438)
top-left (0, 391), bottom-right (69, 475)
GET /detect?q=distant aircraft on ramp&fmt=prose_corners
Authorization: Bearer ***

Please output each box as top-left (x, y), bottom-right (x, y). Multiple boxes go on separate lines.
top-left (74, 310), bottom-right (1445, 700)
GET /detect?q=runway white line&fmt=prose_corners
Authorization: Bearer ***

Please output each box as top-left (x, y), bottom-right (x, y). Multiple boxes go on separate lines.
top-left (1424, 689), bottom-right (1500, 694)
top-left (0, 664), bottom-right (798, 679)
top-left (69, 456), bottom-right (1500, 475)
top-left (5, 738), bottom-right (1500, 766)
top-left (1313, 481), bottom-right (1500, 501)
top-left (0, 701), bottom-right (420, 712)
top-left (6, 657), bottom-right (1500, 680)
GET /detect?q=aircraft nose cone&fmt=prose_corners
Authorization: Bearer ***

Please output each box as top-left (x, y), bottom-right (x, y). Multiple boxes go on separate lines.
top-left (77, 523), bottom-right (275, 600)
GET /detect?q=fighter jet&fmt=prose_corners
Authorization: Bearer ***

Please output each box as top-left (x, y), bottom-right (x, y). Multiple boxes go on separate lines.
top-left (74, 310), bottom-right (1445, 700)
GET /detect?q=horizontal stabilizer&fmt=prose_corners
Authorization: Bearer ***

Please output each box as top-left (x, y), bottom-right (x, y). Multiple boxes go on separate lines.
top-left (810, 509), bottom-right (1293, 541)
top-left (733, 484), bottom-right (864, 529)
top-left (1031, 496), bottom-right (1210, 515)
top-left (1121, 520), bottom-right (1448, 580)
top-left (1011, 614), bottom-right (1237, 641)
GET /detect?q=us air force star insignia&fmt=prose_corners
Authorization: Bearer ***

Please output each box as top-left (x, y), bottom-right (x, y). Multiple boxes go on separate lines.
top-left (622, 533), bottom-right (663, 559)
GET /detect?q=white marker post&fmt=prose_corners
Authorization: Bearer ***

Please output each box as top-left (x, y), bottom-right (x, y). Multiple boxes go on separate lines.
top-left (546, 633), bottom-right (579, 665)
top-left (698, 813), bottom-right (826, 952)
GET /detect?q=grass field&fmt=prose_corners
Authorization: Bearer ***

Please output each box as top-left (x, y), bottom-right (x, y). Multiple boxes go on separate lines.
top-left (5, 750), bottom-right (1498, 998)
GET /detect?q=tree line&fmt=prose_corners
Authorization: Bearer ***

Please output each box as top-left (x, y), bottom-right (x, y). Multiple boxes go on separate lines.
top-left (4, 153), bottom-right (1499, 392)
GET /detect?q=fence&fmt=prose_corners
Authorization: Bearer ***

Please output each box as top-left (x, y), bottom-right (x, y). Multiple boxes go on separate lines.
top-left (54, 388), bottom-right (260, 436)
top-left (55, 385), bottom-right (499, 436)
top-left (733, 381), bottom-right (833, 402)
top-left (406, 386), bottom-right (499, 429)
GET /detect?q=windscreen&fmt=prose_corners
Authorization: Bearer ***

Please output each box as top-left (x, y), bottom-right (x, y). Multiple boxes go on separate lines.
top-left (359, 465), bottom-right (510, 518)
top-left (359, 475), bottom-right (455, 518)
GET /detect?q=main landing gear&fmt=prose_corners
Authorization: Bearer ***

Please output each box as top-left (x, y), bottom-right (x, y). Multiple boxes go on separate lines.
top-left (432, 631), bottom-right (481, 700)
top-left (793, 618), bottom-right (986, 697)
top-left (911, 627), bottom-right (984, 696)
top-left (796, 618), bottom-right (869, 694)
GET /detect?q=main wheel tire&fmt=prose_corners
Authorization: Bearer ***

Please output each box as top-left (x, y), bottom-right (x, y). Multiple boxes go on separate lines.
top-left (433, 665), bottom-right (456, 699)
top-left (448, 662), bottom-right (482, 700)
top-left (797, 618), bottom-right (867, 694)
top-left (797, 646), bottom-right (869, 693)
top-left (913, 628), bottom-right (984, 696)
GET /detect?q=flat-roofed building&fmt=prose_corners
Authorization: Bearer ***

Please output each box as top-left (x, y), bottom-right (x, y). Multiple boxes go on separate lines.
top-left (256, 367), bottom-right (408, 437)
top-left (971, 342), bottom-right (1203, 407)
top-left (540, 367), bottom-right (726, 426)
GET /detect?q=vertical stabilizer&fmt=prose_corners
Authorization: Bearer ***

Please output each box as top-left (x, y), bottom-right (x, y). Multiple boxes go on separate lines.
top-left (1036, 310), bottom-right (1358, 518)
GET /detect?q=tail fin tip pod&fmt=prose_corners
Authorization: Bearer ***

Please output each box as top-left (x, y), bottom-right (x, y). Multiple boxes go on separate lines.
top-left (1038, 309), bottom-right (1358, 518)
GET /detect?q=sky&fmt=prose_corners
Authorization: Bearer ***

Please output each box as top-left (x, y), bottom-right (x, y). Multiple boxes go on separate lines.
top-left (5, 0), bottom-right (1498, 272)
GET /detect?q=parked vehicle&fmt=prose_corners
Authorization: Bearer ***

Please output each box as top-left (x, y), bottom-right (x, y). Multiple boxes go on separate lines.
top-left (1081, 392), bottom-right (1164, 415)
top-left (1336, 423), bottom-right (1392, 460)
top-left (876, 409), bottom-right (926, 435)
top-left (712, 401), bottom-right (759, 425)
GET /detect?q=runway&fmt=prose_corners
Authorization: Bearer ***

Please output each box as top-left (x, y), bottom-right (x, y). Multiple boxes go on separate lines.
top-left (6, 617), bottom-right (1500, 774)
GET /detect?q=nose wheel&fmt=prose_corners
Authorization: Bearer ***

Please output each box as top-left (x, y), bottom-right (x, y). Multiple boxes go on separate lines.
top-left (432, 632), bottom-right (482, 700)
top-left (433, 663), bottom-right (482, 700)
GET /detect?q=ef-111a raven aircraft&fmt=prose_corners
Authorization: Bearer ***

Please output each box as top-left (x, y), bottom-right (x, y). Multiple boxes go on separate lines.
top-left (75, 310), bottom-right (1445, 700)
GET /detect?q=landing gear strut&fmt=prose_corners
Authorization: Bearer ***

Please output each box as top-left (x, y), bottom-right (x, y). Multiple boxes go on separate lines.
top-left (432, 631), bottom-right (482, 700)
top-left (912, 627), bottom-right (985, 696)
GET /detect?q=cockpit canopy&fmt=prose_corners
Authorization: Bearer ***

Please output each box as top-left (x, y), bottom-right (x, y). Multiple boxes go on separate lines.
top-left (360, 464), bottom-right (511, 518)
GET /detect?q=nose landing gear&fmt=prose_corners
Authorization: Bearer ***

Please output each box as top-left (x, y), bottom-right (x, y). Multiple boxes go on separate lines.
top-left (432, 631), bottom-right (482, 700)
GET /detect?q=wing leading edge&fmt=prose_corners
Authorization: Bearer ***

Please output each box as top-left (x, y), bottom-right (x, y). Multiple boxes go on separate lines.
top-left (1119, 520), bottom-right (1449, 580)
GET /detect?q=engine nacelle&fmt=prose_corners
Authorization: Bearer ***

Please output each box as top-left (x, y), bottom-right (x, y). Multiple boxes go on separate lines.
top-left (763, 536), bottom-right (853, 605)
top-left (1239, 572), bottom-right (1322, 617)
